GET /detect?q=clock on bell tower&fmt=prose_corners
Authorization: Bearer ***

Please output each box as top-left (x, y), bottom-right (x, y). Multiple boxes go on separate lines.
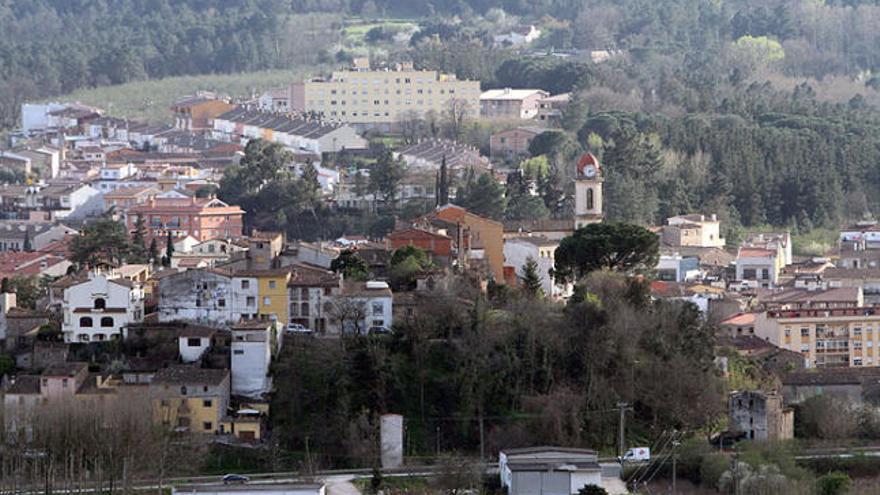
top-left (574, 152), bottom-right (603, 229)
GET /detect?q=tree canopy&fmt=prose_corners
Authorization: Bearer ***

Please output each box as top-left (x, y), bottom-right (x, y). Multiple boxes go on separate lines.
top-left (554, 223), bottom-right (659, 283)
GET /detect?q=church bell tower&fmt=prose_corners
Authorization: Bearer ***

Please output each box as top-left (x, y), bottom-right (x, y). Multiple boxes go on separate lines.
top-left (574, 152), bottom-right (603, 229)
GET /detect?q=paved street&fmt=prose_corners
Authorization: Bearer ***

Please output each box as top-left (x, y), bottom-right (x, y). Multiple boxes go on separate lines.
top-left (324, 475), bottom-right (361, 495)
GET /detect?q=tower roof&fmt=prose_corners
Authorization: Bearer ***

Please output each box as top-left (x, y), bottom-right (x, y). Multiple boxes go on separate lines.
top-left (576, 153), bottom-right (600, 176)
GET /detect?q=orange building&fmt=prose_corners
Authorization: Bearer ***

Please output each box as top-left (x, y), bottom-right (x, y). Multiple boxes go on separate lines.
top-left (170, 95), bottom-right (235, 132)
top-left (417, 205), bottom-right (505, 281)
top-left (127, 195), bottom-right (245, 242)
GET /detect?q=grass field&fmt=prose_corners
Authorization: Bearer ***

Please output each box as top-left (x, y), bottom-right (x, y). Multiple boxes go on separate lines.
top-left (49, 67), bottom-right (323, 124)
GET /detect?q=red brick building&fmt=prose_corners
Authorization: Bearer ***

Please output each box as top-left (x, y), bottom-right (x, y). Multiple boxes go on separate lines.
top-left (127, 195), bottom-right (245, 242)
top-left (386, 228), bottom-right (453, 258)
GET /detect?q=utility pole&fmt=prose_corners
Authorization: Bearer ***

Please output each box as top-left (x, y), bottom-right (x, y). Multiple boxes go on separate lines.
top-left (672, 438), bottom-right (681, 495)
top-left (732, 447), bottom-right (740, 495)
top-left (616, 402), bottom-right (633, 461)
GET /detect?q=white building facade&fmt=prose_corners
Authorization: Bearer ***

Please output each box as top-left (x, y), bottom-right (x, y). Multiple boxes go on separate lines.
top-left (61, 272), bottom-right (145, 343)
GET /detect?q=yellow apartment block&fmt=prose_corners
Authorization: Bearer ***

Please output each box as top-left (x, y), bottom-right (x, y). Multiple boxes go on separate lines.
top-left (291, 65), bottom-right (481, 126)
top-left (759, 307), bottom-right (880, 368)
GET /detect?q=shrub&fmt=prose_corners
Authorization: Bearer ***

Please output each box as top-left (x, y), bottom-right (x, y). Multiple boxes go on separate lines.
top-left (816, 471), bottom-right (851, 495)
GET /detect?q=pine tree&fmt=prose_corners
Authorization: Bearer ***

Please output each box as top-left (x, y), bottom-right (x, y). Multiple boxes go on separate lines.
top-left (438, 154), bottom-right (449, 206)
top-left (521, 257), bottom-right (544, 298)
top-left (162, 233), bottom-right (174, 267)
top-left (22, 229), bottom-right (32, 252)
top-left (132, 215), bottom-right (147, 258)
top-left (148, 238), bottom-right (159, 265)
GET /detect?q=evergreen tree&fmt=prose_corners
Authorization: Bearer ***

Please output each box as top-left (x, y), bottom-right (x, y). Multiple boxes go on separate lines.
top-left (162, 233), bottom-right (174, 268)
top-left (438, 154), bottom-right (449, 206)
top-left (521, 257), bottom-right (544, 298)
top-left (22, 229), bottom-right (32, 252)
top-left (148, 238), bottom-right (159, 265)
top-left (459, 173), bottom-right (506, 220)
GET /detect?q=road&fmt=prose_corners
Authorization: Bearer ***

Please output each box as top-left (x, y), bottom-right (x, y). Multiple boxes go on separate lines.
top-left (324, 475), bottom-right (361, 495)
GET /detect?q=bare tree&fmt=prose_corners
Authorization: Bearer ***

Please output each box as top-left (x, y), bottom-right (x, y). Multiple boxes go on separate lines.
top-left (329, 296), bottom-right (367, 335)
top-left (443, 98), bottom-right (473, 140)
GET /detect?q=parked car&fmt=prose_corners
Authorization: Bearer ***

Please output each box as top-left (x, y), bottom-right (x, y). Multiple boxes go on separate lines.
top-left (367, 326), bottom-right (391, 335)
top-left (222, 474), bottom-right (250, 485)
top-left (285, 323), bottom-right (312, 334)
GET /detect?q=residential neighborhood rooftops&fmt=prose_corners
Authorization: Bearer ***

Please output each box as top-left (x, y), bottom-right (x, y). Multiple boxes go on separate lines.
top-left (721, 312), bottom-right (758, 326)
top-left (151, 366), bottom-right (229, 386)
top-left (480, 88), bottom-right (549, 100)
top-left (42, 362), bottom-right (88, 377)
top-left (5, 375), bottom-right (41, 395)
top-left (508, 235), bottom-right (558, 247)
top-left (738, 248), bottom-right (777, 258)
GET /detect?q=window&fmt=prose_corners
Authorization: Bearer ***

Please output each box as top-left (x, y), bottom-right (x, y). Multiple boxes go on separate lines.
top-left (854, 327), bottom-right (863, 337)
top-left (269, 280), bottom-right (277, 289)
top-left (94, 298), bottom-right (106, 310)
top-left (586, 188), bottom-right (594, 210)
top-left (203, 422), bottom-right (213, 431)
top-left (180, 386), bottom-right (187, 395)
top-left (784, 328), bottom-right (791, 337)
top-left (855, 341), bottom-right (863, 350)
top-left (187, 337), bottom-right (201, 347)
top-left (241, 280), bottom-right (250, 289)
top-left (203, 399), bottom-right (212, 408)
top-left (100, 317), bottom-right (113, 327)
top-left (247, 296), bottom-right (255, 307)
top-left (218, 298), bottom-right (226, 308)
top-left (372, 302), bottom-right (383, 315)
top-left (80, 317), bottom-right (93, 327)
top-left (62, 378), bottom-right (68, 388)
top-left (801, 328), bottom-right (810, 337)
top-left (855, 358), bottom-right (863, 366)
top-left (301, 303), bottom-right (310, 317)
top-left (234, 349), bottom-right (244, 355)
top-left (372, 320), bottom-right (384, 326)
top-left (263, 297), bottom-right (271, 306)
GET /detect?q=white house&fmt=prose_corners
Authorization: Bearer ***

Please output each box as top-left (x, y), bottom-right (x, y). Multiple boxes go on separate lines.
top-left (504, 236), bottom-right (571, 299)
top-left (334, 281), bottom-right (393, 333)
top-left (61, 271), bottom-right (145, 343)
top-left (177, 325), bottom-right (219, 363)
top-left (500, 447), bottom-right (614, 495)
top-left (230, 320), bottom-right (274, 398)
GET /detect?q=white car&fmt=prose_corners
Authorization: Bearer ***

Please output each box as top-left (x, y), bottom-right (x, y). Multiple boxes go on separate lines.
top-left (286, 323), bottom-right (312, 334)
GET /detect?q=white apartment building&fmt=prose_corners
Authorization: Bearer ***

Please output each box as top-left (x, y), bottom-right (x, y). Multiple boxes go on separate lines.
top-left (503, 236), bottom-right (572, 299)
top-left (230, 320), bottom-right (273, 398)
top-left (289, 62), bottom-right (481, 128)
top-left (61, 271), bottom-right (145, 343)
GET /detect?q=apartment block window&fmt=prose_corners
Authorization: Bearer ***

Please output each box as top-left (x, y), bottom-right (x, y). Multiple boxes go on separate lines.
top-left (855, 358), bottom-right (863, 366)
top-left (241, 280), bottom-right (250, 289)
top-left (269, 281), bottom-right (277, 289)
top-left (247, 296), bottom-right (255, 307)
top-left (187, 338), bottom-right (201, 347)
top-left (203, 422), bottom-right (213, 431)
top-left (374, 100), bottom-right (380, 105)
top-left (800, 344), bottom-right (810, 353)
top-left (218, 299), bottom-right (226, 308)
top-left (263, 297), bottom-right (271, 306)
top-left (854, 327), bottom-right (863, 337)
top-left (784, 328), bottom-right (791, 337)
top-left (203, 399), bottom-right (212, 408)
top-left (404, 78), bottom-right (411, 83)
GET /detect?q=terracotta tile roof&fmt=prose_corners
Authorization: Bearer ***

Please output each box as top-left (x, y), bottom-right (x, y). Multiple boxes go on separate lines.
top-left (151, 366), bottom-right (229, 386)
top-left (721, 312), bottom-right (758, 326)
top-left (42, 362), bottom-right (88, 377)
top-left (5, 375), bottom-right (40, 395)
top-left (738, 248), bottom-right (776, 258)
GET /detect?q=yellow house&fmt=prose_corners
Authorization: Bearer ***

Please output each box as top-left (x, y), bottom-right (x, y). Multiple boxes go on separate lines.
top-left (257, 268), bottom-right (292, 325)
top-left (148, 366), bottom-right (230, 434)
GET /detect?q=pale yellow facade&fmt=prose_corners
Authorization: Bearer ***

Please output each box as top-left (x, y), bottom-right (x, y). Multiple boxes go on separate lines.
top-left (293, 69), bottom-right (481, 125)
top-left (761, 309), bottom-right (880, 368)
